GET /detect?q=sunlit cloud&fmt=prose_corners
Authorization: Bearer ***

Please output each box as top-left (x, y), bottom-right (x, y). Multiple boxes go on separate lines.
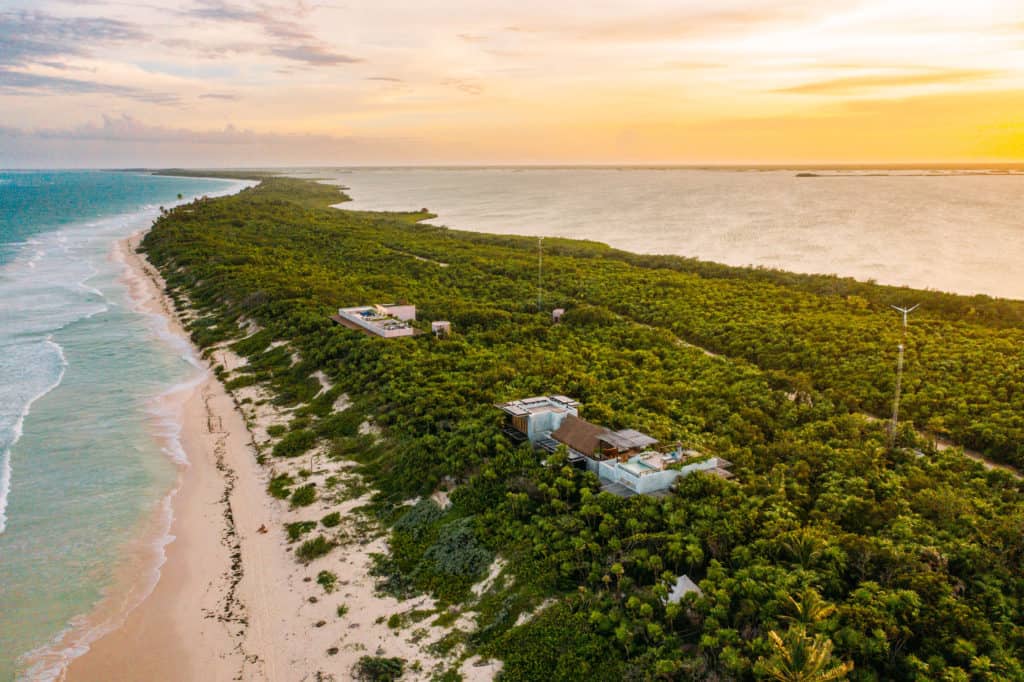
top-left (775, 69), bottom-right (1001, 95)
top-left (2, 0), bottom-right (1024, 165)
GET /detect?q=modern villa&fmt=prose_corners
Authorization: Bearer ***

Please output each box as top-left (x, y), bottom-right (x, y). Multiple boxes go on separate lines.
top-left (497, 395), bottom-right (732, 496)
top-left (332, 304), bottom-right (417, 338)
top-left (495, 395), bottom-right (580, 445)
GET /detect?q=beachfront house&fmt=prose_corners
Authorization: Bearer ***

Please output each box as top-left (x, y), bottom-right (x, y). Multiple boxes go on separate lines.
top-left (495, 395), bottom-right (580, 445)
top-left (497, 397), bottom-right (733, 496)
top-left (431, 320), bottom-right (452, 337)
top-left (333, 304), bottom-right (417, 338)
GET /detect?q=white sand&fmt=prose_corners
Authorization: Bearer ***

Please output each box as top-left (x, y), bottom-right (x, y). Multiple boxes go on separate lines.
top-left (63, 233), bottom-right (494, 681)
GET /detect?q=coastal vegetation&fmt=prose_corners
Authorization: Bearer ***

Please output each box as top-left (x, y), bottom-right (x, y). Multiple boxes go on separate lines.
top-left (142, 176), bottom-right (1024, 680)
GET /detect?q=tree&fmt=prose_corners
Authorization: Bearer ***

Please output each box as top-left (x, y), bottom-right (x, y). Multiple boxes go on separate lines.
top-left (761, 625), bottom-right (853, 682)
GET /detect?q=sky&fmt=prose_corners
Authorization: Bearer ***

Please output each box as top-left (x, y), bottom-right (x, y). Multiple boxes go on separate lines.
top-left (1, 0), bottom-right (1023, 167)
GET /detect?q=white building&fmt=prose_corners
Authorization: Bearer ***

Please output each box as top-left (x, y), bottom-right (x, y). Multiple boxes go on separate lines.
top-left (496, 395), bottom-right (580, 443)
top-left (335, 304), bottom-right (417, 338)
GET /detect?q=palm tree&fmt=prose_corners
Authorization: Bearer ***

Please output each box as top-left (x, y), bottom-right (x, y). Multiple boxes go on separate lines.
top-left (782, 587), bottom-right (836, 626)
top-left (762, 625), bottom-right (853, 682)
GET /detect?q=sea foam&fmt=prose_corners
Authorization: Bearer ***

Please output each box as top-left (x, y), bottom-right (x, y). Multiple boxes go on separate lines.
top-left (3, 176), bottom-right (254, 681)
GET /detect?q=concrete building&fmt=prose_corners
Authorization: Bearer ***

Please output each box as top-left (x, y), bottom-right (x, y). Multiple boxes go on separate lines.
top-left (334, 304), bottom-right (417, 338)
top-left (431, 320), bottom-right (452, 337)
top-left (497, 397), bottom-right (733, 495)
top-left (496, 395), bottom-right (579, 444)
top-left (597, 452), bottom-right (733, 496)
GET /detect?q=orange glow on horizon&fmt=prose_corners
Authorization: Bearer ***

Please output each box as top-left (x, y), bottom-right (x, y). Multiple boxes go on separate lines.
top-left (2, 0), bottom-right (1024, 166)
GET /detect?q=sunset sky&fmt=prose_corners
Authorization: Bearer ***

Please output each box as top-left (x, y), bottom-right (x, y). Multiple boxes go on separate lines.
top-left (2, 0), bottom-right (1023, 166)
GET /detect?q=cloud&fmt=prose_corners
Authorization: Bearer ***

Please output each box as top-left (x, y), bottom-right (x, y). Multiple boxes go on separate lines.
top-left (181, 0), bottom-right (264, 23)
top-left (0, 114), bottom-right (431, 167)
top-left (199, 92), bottom-right (239, 100)
top-left (178, 0), bottom-right (360, 67)
top-left (0, 9), bottom-right (146, 68)
top-left (366, 76), bottom-right (403, 82)
top-left (0, 68), bottom-right (178, 104)
top-left (269, 44), bottom-right (358, 66)
top-left (22, 113), bottom-right (379, 147)
top-left (441, 77), bottom-right (484, 95)
top-left (508, 3), bottom-right (819, 44)
top-left (775, 69), bottom-right (999, 95)
top-left (0, 10), bottom-right (181, 103)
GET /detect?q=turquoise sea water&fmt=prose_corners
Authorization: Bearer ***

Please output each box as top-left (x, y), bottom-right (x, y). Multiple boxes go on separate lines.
top-left (0, 171), bottom-right (246, 681)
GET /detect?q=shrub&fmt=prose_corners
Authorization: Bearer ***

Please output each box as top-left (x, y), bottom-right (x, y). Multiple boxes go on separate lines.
top-left (315, 410), bottom-right (362, 439)
top-left (321, 511), bottom-right (342, 528)
top-left (267, 473), bottom-right (294, 499)
top-left (272, 429), bottom-right (317, 458)
top-left (393, 499), bottom-right (444, 541)
top-left (414, 517), bottom-right (493, 601)
top-left (337, 603), bottom-right (349, 618)
top-left (224, 375), bottom-right (257, 390)
top-left (289, 414), bottom-right (313, 431)
top-left (290, 483), bottom-right (317, 508)
top-left (267, 424), bottom-right (286, 437)
top-left (286, 520), bottom-right (317, 542)
top-left (317, 570), bottom-right (338, 593)
top-left (296, 535), bottom-right (335, 563)
top-left (355, 655), bottom-right (405, 681)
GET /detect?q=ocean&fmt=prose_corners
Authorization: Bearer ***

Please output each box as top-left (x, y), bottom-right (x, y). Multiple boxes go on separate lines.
top-left (0, 171), bottom-right (248, 681)
top-left (318, 167), bottom-right (1024, 301)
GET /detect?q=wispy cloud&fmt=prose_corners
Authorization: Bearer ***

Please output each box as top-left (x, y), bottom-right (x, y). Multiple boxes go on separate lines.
top-left (0, 68), bottom-right (178, 104)
top-left (0, 9), bottom-right (180, 104)
top-left (0, 114), bottom-right (430, 167)
top-left (441, 77), bottom-right (484, 95)
top-left (775, 69), bottom-right (999, 95)
top-left (513, 3), bottom-right (819, 43)
top-left (0, 10), bottom-right (145, 68)
top-left (178, 0), bottom-right (360, 66)
top-left (199, 92), bottom-right (239, 100)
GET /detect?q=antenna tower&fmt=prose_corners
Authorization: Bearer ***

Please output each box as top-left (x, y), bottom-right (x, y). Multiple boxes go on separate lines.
top-left (537, 236), bottom-right (543, 311)
top-left (889, 304), bottom-right (919, 445)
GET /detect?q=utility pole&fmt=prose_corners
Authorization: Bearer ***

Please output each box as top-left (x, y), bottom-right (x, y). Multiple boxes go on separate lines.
top-left (889, 304), bottom-right (919, 446)
top-left (537, 236), bottom-right (543, 312)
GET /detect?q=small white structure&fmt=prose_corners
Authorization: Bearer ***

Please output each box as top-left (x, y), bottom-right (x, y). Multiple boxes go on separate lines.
top-left (552, 308), bottom-right (565, 323)
top-left (336, 304), bottom-right (416, 338)
top-left (431, 320), bottom-right (452, 337)
top-left (666, 575), bottom-right (702, 603)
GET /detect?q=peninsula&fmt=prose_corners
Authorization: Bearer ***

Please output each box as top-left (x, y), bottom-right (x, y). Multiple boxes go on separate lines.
top-left (69, 175), bottom-right (1024, 680)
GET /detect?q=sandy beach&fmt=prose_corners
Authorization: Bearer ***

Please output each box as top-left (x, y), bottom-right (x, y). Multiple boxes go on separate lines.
top-left (61, 233), bottom-right (495, 681)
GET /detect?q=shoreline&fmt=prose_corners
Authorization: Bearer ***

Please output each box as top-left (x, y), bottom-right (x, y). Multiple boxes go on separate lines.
top-left (59, 231), bottom-right (491, 680)
top-left (59, 232), bottom-right (264, 681)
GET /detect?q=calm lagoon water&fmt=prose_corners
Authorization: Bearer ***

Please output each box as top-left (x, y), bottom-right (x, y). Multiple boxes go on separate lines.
top-left (313, 167), bottom-right (1024, 301)
top-left (0, 171), bottom-right (246, 681)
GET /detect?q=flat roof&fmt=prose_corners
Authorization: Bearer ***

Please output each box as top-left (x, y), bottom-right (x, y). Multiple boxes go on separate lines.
top-left (599, 429), bottom-right (658, 452)
top-left (496, 395), bottom-right (579, 416)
